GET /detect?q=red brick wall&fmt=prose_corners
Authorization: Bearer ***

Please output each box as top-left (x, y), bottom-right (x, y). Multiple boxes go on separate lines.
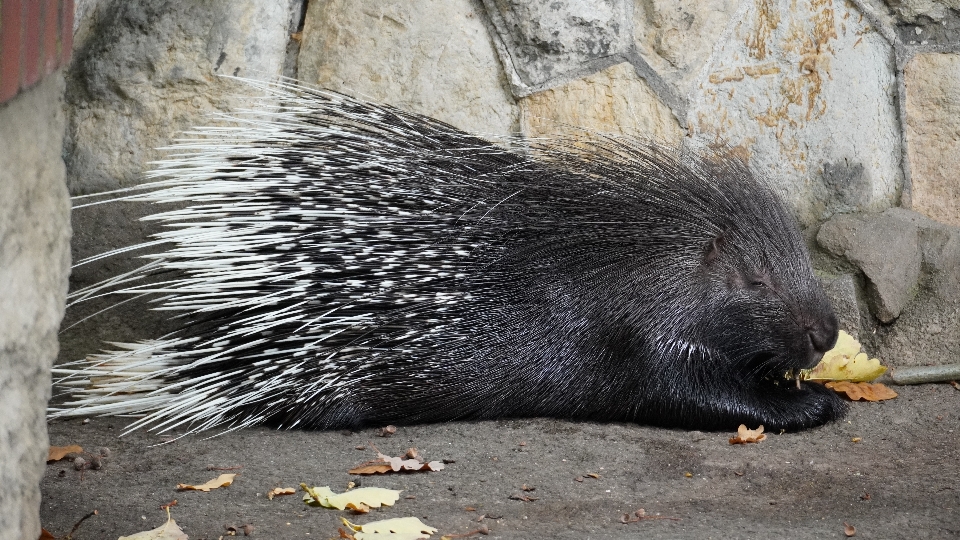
top-left (0, 0), bottom-right (73, 104)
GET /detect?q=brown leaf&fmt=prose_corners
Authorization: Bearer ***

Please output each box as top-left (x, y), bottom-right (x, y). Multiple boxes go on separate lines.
top-left (825, 381), bottom-right (898, 401)
top-left (508, 493), bottom-right (538, 502)
top-left (267, 487), bottom-right (296, 500)
top-left (47, 445), bottom-right (83, 462)
top-left (378, 425), bottom-right (397, 437)
top-left (38, 528), bottom-right (56, 540)
top-left (844, 522), bottom-right (856, 536)
top-left (729, 424), bottom-right (767, 444)
top-left (348, 463), bottom-right (395, 475)
top-left (177, 473), bottom-right (236, 492)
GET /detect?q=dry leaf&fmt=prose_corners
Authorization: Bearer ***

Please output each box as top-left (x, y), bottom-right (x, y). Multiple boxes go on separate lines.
top-left (802, 331), bottom-right (886, 382)
top-left (301, 485), bottom-right (401, 510)
top-left (844, 522), bottom-right (856, 536)
top-left (825, 381), bottom-right (898, 401)
top-left (119, 509), bottom-right (187, 540)
top-left (38, 528), bottom-right (56, 540)
top-left (729, 424), bottom-right (767, 444)
top-left (349, 452), bottom-right (445, 475)
top-left (341, 516), bottom-right (437, 540)
top-left (177, 473), bottom-right (236, 492)
top-left (267, 487), bottom-right (296, 500)
top-left (47, 445), bottom-right (83, 462)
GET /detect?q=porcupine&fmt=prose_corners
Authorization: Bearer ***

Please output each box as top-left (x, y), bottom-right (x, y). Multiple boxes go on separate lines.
top-left (51, 79), bottom-right (846, 435)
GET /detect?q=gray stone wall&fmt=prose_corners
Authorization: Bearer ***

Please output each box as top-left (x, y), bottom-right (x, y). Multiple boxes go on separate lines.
top-left (0, 74), bottom-right (71, 540)
top-left (62, 1), bottom-right (960, 383)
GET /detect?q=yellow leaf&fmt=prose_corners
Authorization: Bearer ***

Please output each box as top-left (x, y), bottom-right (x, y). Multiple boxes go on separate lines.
top-left (301, 484), bottom-right (401, 510)
top-left (177, 473), bottom-right (236, 492)
top-left (119, 509), bottom-right (187, 540)
top-left (341, 516), bottom-right (437, 539)
top-left (267, 487), bottom-right (296, 500)
top-left (802, 331), bottom-right (886, 382)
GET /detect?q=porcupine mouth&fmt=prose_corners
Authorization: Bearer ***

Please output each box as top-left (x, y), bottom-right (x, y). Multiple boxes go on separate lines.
top-left (747, 352), bottom-right (811, 391)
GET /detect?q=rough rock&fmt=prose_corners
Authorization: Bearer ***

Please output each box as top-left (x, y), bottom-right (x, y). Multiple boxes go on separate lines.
top-left (65, 0), bottom-right (298, 194)
top-left (482, 0), bottom-right (632, 91)
top-left (632, 0), bottom-right (741, 99)
top-left (519, 61), bottom-right (684, 142)
top-left (873, 211), bottom-right (960, 367)
top-left (0, 75), bottom-right (71, 540)
top-left (883, 0), bottom-right (960, 23)
top-left (688, 0), bottom-right (902, 226)
top-left (904, 53), bottom-right (960, 227)
top-left (298, 0), bottom-right (519, 137)
top-left (817, 210), bottom-right (922, 323)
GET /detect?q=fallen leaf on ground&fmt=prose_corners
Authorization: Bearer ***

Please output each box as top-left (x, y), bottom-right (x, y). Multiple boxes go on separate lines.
top-left (47, 445), bottom-right (83, 462)
top-left (349, 452), bottom-right (445, 475)
top-left (801, 331), bottom-right (886, 382)
top-left (341, 516), bottom-right (437, 539)
top-left (825, 381), bottom-right (898, 401)
top-left (38, 528), bottom-right (56, 539)
top-left (267, 487), bottom-right (296, 500)
top-left (844, 522), bottom-right (856, 536)
top-left (508, 493), bottom-right (538, 502)
top-left (176, 473), bottom-right (236, 492)
top-left (119, 509), bottom-right (187, 540)
top-left (302, 484), bottom-right (401, 510)
top-left (729, 424), bottom-right (767, 444)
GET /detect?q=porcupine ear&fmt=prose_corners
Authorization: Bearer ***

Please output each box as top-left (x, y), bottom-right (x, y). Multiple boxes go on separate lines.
top-left (702, 233), bottom-right (726, 265)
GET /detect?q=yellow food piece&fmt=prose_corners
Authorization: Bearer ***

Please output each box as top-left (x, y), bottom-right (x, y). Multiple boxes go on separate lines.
top-left (801, 331), bottom-right (886, 382)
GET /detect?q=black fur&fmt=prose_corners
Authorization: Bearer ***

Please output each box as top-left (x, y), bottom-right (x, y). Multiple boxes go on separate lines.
top-left (59, 83), bottom-right (846, 433)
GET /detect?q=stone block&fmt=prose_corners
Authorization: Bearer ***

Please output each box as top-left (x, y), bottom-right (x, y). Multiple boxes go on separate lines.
top-left (688, 0), bottom-right (901, 226)
top-left (0, 74), bottom-right (71, 540)
top-left (298, 0), bottom-right (519, 138)
top-left (64, 0), bottom-right (297, 194)
top-left (904, 53), bottom-right (960, 228)
top-left (481, 0), bottom-right (632, 91)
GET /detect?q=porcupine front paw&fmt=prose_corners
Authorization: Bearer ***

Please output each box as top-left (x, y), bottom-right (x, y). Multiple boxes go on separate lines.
top-left (748, 381), bottom-right (848, 431)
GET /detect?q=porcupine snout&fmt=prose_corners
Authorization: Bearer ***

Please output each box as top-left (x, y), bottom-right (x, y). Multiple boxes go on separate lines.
top-left (804, 311), bottom-right (839, 367)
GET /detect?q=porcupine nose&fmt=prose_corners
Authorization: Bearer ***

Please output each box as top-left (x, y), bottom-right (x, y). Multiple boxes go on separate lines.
top-left (806, 312), bottom-right (839, 365)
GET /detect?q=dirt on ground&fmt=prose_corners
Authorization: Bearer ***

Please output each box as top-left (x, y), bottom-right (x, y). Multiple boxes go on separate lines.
top-left (39, 383), bottom-right (959, 540)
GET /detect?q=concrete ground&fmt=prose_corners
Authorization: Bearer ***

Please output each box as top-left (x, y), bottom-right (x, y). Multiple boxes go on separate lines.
top-left (41, 384), bottom-right (959, 539)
